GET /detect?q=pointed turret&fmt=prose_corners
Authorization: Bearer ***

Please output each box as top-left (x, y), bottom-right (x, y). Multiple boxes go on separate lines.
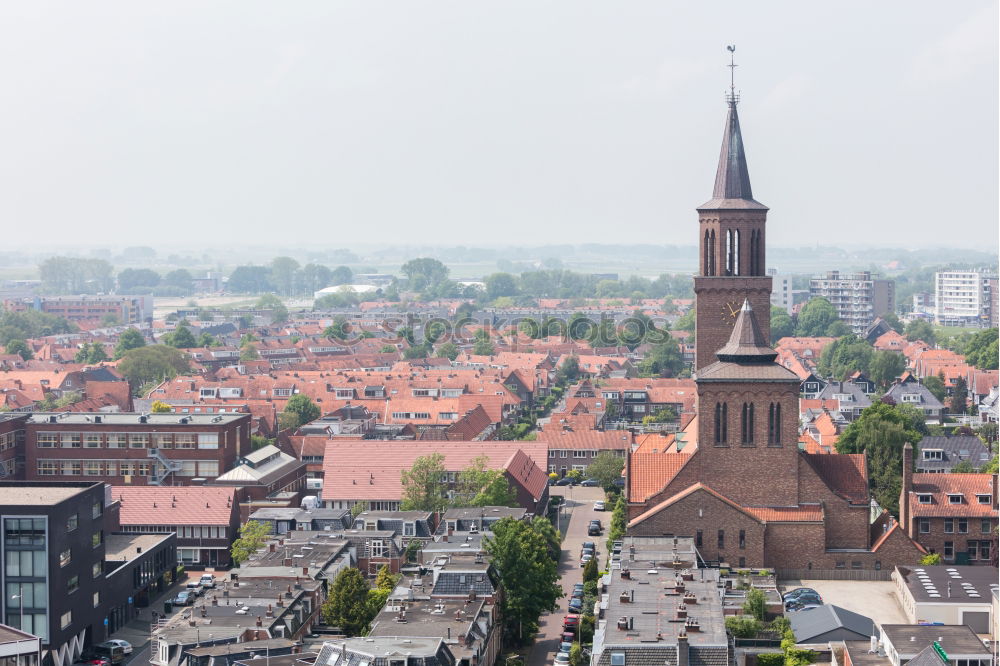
top-left (714, 300), bottom-right (777, 363)
top-left (699, 101), bottom-right (767, 211)
top-left (713, 102), bottom-right (754, 200)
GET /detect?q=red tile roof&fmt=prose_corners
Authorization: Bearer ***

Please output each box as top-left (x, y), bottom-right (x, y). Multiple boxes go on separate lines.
top-left (802, 453), bottom-right (869, 504)
top-left (908, 473), bottom-right (998, 517)
top-left (745, 505), bottom-right (824, 522)
top-left (628, 452), bottom-right (692, 503)
top-left (628, 483), bottom-right (762, 527)
top-left (112, 486), bottom-right (238, 526)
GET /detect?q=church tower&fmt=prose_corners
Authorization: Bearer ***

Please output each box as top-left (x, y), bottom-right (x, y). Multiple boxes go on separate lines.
top-left (693, 90), bottom-right (772, 371)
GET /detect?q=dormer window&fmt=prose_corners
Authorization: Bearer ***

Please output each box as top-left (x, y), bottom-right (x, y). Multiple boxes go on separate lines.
top-left (977, 494), bottom-right (991, 504)
top-left (947, 494), bottom-right (963, 504)
top-left (611, 653), bottom-right (626, 666)
top-left (922, 449), bottom-right (943, 461)
top-left (403, 522), bottom-right (415, 537)
top-left (917, 494), bottom-right (933, 504)
top-left (901, 393), bottom-right (921, 403)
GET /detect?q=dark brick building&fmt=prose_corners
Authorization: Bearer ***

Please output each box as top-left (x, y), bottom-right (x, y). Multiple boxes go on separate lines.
top-left (24, 413), bottom-right (251, 486)
top-left (0, 414), bottom-right (28, 479)
top-left (626, 93), bottom-right (925, 572)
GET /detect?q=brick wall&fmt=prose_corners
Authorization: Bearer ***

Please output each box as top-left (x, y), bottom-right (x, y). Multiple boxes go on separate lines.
top-left (796, 457), bottom-right (871, 550)
top-left (629, 487), bottom-right (765, 566)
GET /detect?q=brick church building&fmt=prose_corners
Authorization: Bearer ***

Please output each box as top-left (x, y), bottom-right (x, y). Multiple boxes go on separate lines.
top-left (626, 92), bottom-right (924, 572)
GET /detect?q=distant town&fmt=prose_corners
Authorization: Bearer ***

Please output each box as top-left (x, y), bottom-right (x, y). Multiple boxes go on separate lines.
top-left (0, 82), bottom-right (996, 666)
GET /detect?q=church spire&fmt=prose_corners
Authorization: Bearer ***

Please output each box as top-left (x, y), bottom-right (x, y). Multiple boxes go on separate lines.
top-left (711, 45), bottom-right (756, 202)
top-left (712, 98), bottom-right (754, 200)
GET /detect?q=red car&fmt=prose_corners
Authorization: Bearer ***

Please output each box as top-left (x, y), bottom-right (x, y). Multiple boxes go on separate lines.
top-left (563, 614), bottom-right (580, 628)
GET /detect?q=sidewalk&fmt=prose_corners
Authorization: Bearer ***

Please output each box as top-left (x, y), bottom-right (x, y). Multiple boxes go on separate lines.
top-left (110, 572), bottom-right (192, 657)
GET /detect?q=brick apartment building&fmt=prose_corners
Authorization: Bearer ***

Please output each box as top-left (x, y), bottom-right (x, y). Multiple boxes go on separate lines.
top-left (2, 295), bottom-right (153, 325)
top-left (627, 93), bottom-right (924, 572)
top-left (23, 413), bottom-right (251, 485)
top-left (898, 443), bottom-right (998, 565)
top-left (0, 414), bottom-right (28, 478)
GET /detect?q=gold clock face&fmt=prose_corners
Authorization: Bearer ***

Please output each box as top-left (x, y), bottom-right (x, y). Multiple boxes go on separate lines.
top-left (721, 301), bottom-right (740, 323)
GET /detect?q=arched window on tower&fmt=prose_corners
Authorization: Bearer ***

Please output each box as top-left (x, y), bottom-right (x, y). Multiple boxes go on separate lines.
top-left (704, 230), bottom-right (711, 276)
top-left (749, 230), bottom-right (757, 275)
top-left (725, 230), bottom-right (734, 276)
top-left (710, 229), bottom-right (717, 276)
top-left (733, 229), bottom-right (740, 276)
top-left (714, 402), bottom-right (727, 445)
top-left (768, 402), bottom-right (782, 446)
top-left (741, 402), bottom-right (754, 446)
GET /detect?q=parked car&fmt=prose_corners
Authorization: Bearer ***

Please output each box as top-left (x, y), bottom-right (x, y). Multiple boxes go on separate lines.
top-left (581, 541), bottom-right (596, 553)
top-left (99, 641), bottom-right (132, 655)
top-left (785, 595), bottom-right (823, 611)
top-left (782, 587), bottom-right (818, 602)
top-left (200, 574), bottom-right (216, 589)
top-left (555, 477), bottom-right (578, 486)
top-left (594, 500), bottom-right (605, 511)
top-left (562, 615), bottom-right (580, 628)
top-left (580, 478), bottom-right (600, 487)
top-left (588, 520), bottom-right (602, 536)
top-left (572, 583), bottom-right (584, 595)
top-left (571, 588), bottom-right (584, 600)
top-left (568, 598), bottom-right (583, 613)
top-left (559, 642), bottom-right (573, 654)
top-left (173, 590), bottom-right (194, 606)
top-left (580, 553), bottom-right (594, 567)
top-left (185, 581), bottom-right (204, 596)
top-left (554, 653), bottom-right (571, 666)
top-left (560, 632), bottom-right (576, 643)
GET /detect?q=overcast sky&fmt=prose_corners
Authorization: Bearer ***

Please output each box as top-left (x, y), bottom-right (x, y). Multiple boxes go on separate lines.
top-left (0, 2), bottom-right (996, 250)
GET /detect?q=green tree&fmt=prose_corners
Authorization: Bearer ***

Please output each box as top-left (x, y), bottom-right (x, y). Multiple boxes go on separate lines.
top-left (151, 400), bottom-right (172, 413)
top-left (485, 273), bottom-right (519, 300)
top-left (227, 265), bottom-right (274, 293)
top-left (400, 453), bottom-right (448, 513)
top-left (484, 517), bottom-right (562, 645)
top-left (230, 520), bottom-right (270, 565)
top-left (556, 356), bottom-right (580, 384)
top-left (920, 553), bottom-right (942, 565)
top-left (836, 402), bottom-right (922, 514)
top-left (455, 457), bottom-right (519, 508)
top-left (582, 557), bottom-right (598, 583)
top-left (197, 332), bottom-right (217, 348)
top-left (251, 435), bottom-right (275, 451)
top-left (118, 345), bottom-right (190, 393)
top-left (963, 329), bottom-right (999, 370)
top-left (322, 567), bottom-right (372, 636)
top-left (280, 394), bottom-right (321, 430)
top-left (569, 643), bottom-right (583, 666)
top-left (436, 342), bottom-right (459, 361)
top-left (922, 374), bottom-right (947, 403)
top-left (609, 496), bottom-right (627, 542)
top-left (100, 314), bottom-right (121, 327)
top-left (881, 312), bottom-right (904, 334)
top-left (256, 294), bottom-right (289, 323)
top-left (270, 256), bottom-right (301, 296)
top-left (473, 338), bottom-right (495, 356)
top-left (114, 328), bottom-right (146, 359)
top-left (586, 452), bottom-right (625, 490)
top-left (240, 343), bottom-right (260, 361)
top-left (795, 298), bottom-right (840, 337)
top-left (950, 460), bottom-right (977, 473)
top-left (163, 269), bottom-right (193, 290)
top-left (770, 307), bottom-right (795, 344)
top-left (164, 325), bottom-right (198, 349)
top-left (638, 337), bottom-right (685, 377)
top-left (5, 339), bottom-right (32, 361)
top-left (0, 311), bottom-right (76, 345)
top-left (869, 351), bottom-right (906, 389)
top-left (743, 587), bottom-right (766, 621)
top-left (726, 615), bottom-right (762, 638)
top-left (374, 564), bottom-right (399, 592)
top-left (401, 258), bottom-right (449, 291)
top-left (117, 268), bottom-right (161, 291)
top-left (818, 335), bottom-right (872, 380)
top-left (950, 377), bottom-right (968, 415)
top-left (904, 319), bottom-right (935, 345)
top-left (674, 309), bottom-right (695, 335)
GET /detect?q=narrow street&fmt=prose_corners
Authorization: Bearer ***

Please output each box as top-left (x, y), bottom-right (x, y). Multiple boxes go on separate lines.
top-left (528, 486), bottom-right (606, 666)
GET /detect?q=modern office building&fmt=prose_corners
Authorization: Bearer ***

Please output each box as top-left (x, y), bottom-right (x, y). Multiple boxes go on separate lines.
top-left (809, 271), bottom-right (895, 334)
top-left (0, 296), bottom-right (153, 326)
top-left (0, 481), bottom-right (174, 666)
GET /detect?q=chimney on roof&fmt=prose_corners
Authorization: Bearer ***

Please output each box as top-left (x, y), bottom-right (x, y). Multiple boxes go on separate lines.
top-left (677, 633), bottom-right (689, 666)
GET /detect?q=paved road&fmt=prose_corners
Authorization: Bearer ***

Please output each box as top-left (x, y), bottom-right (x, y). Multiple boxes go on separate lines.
top-left (528, 486), bottom-right (606, 666)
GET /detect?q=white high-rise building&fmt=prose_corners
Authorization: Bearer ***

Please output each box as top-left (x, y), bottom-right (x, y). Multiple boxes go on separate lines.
top-left (934, 270), bottom-right (997, 327)
top-left (768, 269), bottom-right (794, 314)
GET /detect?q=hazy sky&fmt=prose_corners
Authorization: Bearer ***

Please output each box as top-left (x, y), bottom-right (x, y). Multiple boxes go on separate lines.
top-left (1, 2), bottom-right (996, 250)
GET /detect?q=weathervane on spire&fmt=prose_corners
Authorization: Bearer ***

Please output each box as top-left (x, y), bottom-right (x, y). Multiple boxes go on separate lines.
top-left (726, 45), bottom-right (739, 105)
